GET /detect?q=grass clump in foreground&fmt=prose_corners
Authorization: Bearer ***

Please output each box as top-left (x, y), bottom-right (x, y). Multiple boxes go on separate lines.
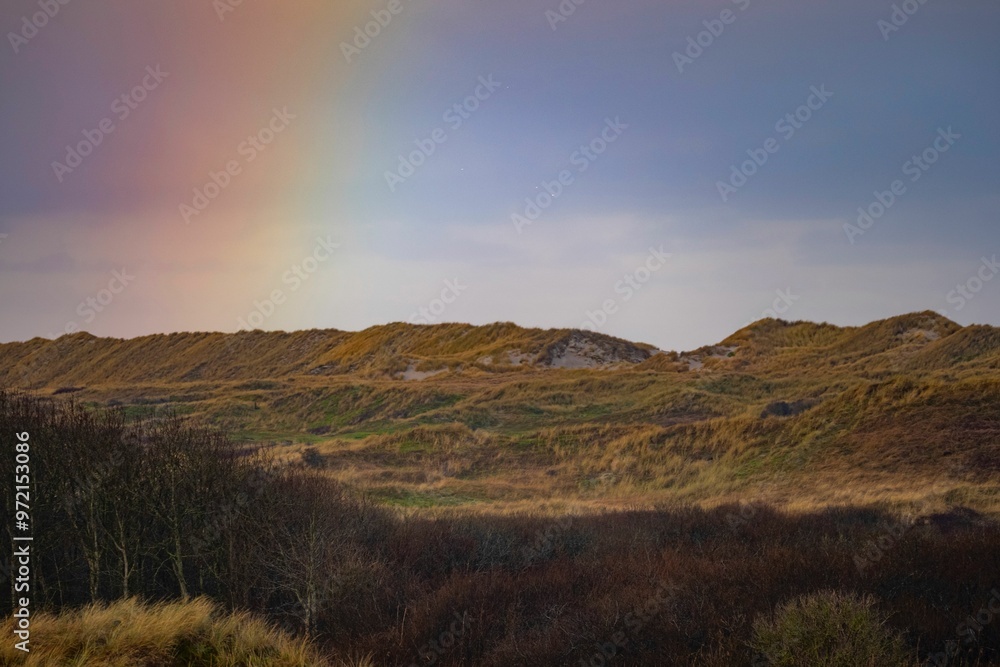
top-left (752, 591), bottom-right (910, 667)
top-left (0, 597), bottom-right (337, 667)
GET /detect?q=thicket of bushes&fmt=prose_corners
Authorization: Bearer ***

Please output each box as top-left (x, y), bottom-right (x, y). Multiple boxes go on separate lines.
top-left (2, 390), bottom-right (999, 666)
top-left (0, 390), bottom-right (389, 638)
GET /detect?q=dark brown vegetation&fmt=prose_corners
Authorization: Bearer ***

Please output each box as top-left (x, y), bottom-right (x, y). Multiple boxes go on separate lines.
top-left (2, 390), bottom-right (999, 666)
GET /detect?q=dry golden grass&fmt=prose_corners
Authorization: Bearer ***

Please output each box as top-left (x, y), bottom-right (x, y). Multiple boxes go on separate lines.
top-left (2, 311), bottom-right (998, 516)
top-left (0, 598), bottom-right (332, 667)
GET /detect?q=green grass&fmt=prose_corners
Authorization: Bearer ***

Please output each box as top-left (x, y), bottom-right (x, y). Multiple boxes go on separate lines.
top-left (370, 488), bottom-right (480, 508)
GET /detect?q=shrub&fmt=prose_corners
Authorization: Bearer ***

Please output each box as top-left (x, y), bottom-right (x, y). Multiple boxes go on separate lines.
top-left (751, 591), bottom-right (911, 667)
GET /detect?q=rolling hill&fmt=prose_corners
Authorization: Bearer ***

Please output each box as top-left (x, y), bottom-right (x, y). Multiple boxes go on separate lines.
top-left (1, 311), bottom-right (998, 513)
top-left (0, 323), bottom-right (657, 386)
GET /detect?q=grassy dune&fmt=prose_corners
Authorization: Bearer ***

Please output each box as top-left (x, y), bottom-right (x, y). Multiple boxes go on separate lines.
top-left (2, 312), bottom-right (996, 514)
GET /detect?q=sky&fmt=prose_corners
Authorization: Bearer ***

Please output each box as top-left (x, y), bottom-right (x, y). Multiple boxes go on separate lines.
top-left (0, 0), bottom-right (998, 351)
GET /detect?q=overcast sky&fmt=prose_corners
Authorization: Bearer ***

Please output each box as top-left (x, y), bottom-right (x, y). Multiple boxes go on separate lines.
top-left (1, 0), bottom-right (997, 351)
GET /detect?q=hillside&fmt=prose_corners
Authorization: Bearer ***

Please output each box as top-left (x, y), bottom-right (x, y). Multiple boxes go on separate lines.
top-left (3, 383), bottom-right (998, 667)
top-left (1, 311), bottom-right (998, 513)
top-left (0, 323), bottom-right (657, 387)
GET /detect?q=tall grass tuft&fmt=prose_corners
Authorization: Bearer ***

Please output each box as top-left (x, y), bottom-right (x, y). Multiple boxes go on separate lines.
top-left (0, 597), bottom-right (329, 666)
